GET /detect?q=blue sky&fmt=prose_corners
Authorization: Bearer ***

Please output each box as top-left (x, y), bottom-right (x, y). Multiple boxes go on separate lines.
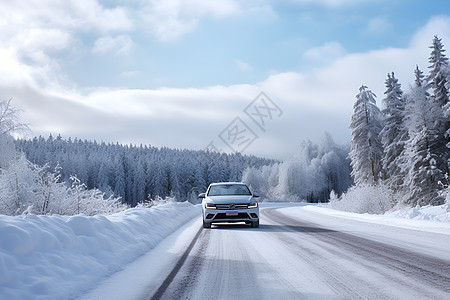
top-left (1, 0), bottom-right (450, 159)
top-left (62, 0), bottom-right (449, 89)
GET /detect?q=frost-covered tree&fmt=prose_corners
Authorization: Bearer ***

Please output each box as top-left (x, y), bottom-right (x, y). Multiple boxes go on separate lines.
top-left (242, 133), bottom-right (352, 202)
top-left (402, 66), bottom-right (446, 206)
top-left (349, 85), bottom-right (384, 185)
top-left (0, 99), bottom-right (28, 168)
top-left (427, 36), bottom-right (449, 176)
top-left (380, 72), bottom-right (407, 190)
top-left (445, 71), bottom-right (450, 151)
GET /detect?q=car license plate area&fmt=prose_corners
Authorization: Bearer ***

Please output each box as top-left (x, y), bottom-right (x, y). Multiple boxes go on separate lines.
top-left (226, 211), bottom-right (238, 216)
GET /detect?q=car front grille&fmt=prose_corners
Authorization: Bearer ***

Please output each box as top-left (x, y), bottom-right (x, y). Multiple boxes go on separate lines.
top-left (215, 204), bottom-right (249, 210)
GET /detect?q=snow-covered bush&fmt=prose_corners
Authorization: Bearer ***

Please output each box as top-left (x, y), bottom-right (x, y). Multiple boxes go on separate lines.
top-left (0, 157), bottom-right (126, 216)
top-left (329, 184), bottom-right (394, 214)
top-left (137, 195), bottom-right (176, 208)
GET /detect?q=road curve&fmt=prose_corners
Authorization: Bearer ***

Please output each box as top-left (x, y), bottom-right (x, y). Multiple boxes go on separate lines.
top-left (149, 207), bottom-right (450, 299)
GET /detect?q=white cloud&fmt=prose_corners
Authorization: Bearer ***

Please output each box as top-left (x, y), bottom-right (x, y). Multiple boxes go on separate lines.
top-left (364, 17), bottom-right (391, 35)
top-left (92, 35), bottom-right (134, 55)
top-left (290, 0), bottom-right (380, 7)
top-left (138, 0), bottom-right (273, 41)
top-left (120, 70), bottom-right (140, 78)
top-left (303, 42), bottom-right (346, 61)
top-left (2, 15), bottom-right (450, 159)
top-left (235, 59), bottom-right (253, 72)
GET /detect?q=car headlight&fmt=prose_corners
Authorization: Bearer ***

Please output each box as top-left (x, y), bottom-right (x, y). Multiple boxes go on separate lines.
top-left (248, 202), bottom-right (258, 209)
top-left (205, 202), bottom-right (216, 209)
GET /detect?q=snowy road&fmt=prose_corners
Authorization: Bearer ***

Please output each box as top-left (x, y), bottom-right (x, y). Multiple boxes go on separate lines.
top-left (81, 204), bottom-right (450, 300)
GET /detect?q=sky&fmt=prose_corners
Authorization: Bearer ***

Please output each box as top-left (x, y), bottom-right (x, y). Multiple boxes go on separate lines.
top-left (1, 0), bottom-right (450, 159)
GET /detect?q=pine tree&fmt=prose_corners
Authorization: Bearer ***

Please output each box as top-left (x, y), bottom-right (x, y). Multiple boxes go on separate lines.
top-left (349, 85), bottom-right (384, 185)
top-left (402, 66), bottom-right (446, 206)
top-left (380, 72), bottom-right (407, 191)
top-left (427, 36), bottom-right (449, 177)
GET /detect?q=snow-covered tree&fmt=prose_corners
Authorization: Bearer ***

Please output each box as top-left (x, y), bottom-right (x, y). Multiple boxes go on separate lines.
top-left (349, 85), bottom-right (384, 185)
top-left (242, 133), bottom-right (352, 202)
top-left (380, 72), bottom-right (407, 190)
top-left (427, 36), bottom-right (449, 176)
top-left (0, 99), bottom-right (28, 168)
top-left (402, 66), bottom-right (446, 206)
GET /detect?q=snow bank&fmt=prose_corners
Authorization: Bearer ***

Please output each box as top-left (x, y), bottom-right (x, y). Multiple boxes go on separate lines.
top-left (301, 205), bottom-right (450, 235)
top-left (0, 202), bottom-right (200, 300)
top-left (385, 203), bottom-right (450, 222)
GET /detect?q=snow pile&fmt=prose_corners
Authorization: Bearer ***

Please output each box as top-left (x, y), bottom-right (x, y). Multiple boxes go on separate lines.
top-left (0, 202), bottom-right (200, 300)
top-left (385, 203), bottom-right (450, 222)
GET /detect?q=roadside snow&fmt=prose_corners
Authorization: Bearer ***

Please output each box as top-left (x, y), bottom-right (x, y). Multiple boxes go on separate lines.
top-left (385, 203), bottom-right (450, 222)
top-left (0, 202), bottom-right (200, 300)
top-left (1, 200), bottom-right (449, 300)
top-left (299, 205), bottom-right (450, 235)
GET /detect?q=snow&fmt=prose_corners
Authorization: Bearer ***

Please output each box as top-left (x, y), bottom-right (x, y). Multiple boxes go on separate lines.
top-left (0, 202), bottom-right (200, 300)
top-left (1, 201), bottom-right (449, 299)
top-left (295, 204), bottom-right (450, 235)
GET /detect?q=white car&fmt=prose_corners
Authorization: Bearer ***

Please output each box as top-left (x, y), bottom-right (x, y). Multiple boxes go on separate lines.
top-left (199, 182), bottom-right (260, 228)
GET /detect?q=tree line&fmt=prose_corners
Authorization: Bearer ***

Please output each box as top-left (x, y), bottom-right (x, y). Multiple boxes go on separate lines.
top-left (15, 135), bottom-right (275, 206)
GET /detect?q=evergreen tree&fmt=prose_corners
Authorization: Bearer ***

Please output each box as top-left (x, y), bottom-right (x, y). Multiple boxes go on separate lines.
top-left (445, 71), bottom-right (450, 153)
top-left (402, 66), bottom-right (446, 205)
top-left (380, 72), bottom-right (407, 190)
top-left (427, 35), bottom-right (449, 176)
top-left (349, 85), bottom-right (383, 185)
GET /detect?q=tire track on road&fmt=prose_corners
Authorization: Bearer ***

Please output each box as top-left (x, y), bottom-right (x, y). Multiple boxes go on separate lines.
top-left (150, 226), bottom-right (205, 300)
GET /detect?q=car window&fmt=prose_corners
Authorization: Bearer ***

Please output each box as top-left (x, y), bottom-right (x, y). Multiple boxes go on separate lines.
top-left (208, 184), bottom-right (251, 196)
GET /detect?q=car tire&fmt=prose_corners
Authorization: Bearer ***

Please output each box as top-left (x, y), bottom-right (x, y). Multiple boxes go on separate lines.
top-left (203, 220), bottom-right (211, 228)
top-left (251, 220), bottom-right (259, 228)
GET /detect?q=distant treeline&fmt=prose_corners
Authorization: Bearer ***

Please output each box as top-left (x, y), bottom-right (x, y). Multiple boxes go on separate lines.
top-left (15, 136), bottom-right (275, 206)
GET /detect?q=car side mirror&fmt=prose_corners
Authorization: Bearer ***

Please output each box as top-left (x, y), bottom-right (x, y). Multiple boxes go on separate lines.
top-left (253, 192), bottom-right (260, 198)
top-left (198, 193), bottom-right (206, 199)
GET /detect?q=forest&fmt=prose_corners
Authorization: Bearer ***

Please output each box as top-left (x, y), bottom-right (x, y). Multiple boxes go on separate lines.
top-left (15, 136), bottom-right (275, 206)
top-left (331, 35), bottom-right (450, 213)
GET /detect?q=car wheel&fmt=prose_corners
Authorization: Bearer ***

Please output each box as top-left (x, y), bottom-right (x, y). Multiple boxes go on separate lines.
top-left (251, 220), bottom-right (259, 228)
top-left (203, 219), bottom-right (211, 228)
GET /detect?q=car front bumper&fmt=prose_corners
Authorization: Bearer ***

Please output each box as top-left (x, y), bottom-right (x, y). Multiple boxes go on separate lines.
top-left (203, 207), bottom-right (259, 224)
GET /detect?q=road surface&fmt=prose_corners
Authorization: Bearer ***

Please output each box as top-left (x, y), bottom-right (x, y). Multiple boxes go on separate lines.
top-left (148, 206), bottom-right (450, 299)
top-left (80, 204), bottom-right (450, 300)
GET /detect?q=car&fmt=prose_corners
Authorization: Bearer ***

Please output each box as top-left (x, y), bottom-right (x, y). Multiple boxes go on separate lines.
top-left (199, 182), bottom-right (260, 228)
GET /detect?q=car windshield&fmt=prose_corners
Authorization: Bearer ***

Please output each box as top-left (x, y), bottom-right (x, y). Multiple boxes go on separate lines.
top-left (208, 184), bottom-right (251, 196)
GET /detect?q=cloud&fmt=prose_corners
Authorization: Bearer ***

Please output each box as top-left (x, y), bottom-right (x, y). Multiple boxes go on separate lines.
top-left (2, 14), bottom-right (450, 159)
top-left (235, 59), bottom-right (253, 72)
top-left (0, 0), bottom-right (134, 89)
top-left (364, 17), bottom-right (391, 35)
top-left (290, 0), bottom-right (380, 7)
top-left (138, 0), bottom-right (242, 41)
top-left (138, 0), bottom-right (274, 41)
top-left (303, 42), bottom-right (346, 62)
top-left (120, 70), bottom-right (140, 78)
top-left (92, 35), bottom-right (134, 55)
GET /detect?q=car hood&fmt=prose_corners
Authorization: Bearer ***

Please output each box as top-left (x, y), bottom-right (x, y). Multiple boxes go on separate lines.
top-left (206, 195), bottom-right (254, 204)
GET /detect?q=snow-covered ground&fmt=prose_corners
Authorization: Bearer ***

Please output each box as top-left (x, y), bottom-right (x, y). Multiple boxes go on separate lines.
top-left (0, 202), bottom-right (200, 300)
top-left (0, 201), bottom-right (449, 299)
